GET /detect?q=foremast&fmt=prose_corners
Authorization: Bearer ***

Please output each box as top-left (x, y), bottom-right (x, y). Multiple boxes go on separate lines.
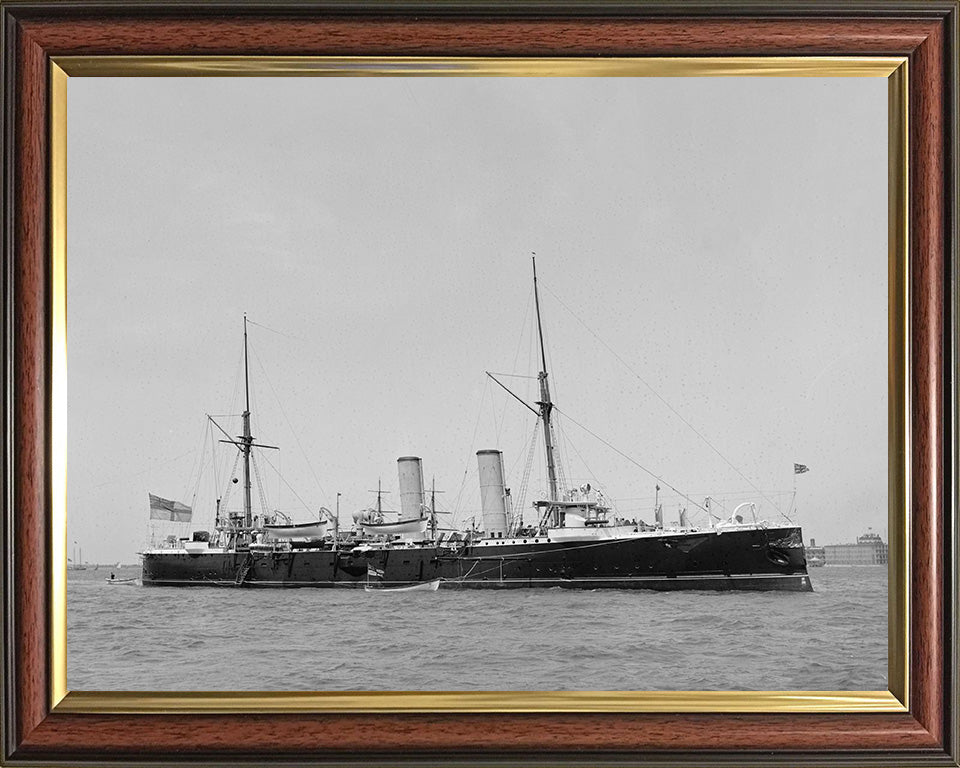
top-left (211, 314), bottom-right (278, 544)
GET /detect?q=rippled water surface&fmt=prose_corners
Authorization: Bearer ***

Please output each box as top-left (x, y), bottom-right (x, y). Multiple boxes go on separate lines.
top-left (68, 566), bottom-right (886, 691)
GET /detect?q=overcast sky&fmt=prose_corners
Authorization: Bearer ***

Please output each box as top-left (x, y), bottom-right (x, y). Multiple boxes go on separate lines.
top-left (67, 76), bottom-right (887, 563)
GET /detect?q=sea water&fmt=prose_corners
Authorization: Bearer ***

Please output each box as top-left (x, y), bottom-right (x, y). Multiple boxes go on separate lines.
top-left (67, 566), bottom-right (886, 691)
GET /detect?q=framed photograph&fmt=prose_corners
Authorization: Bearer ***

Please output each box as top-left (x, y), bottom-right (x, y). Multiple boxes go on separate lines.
top-left (2, 2), bottom-right (957, 766)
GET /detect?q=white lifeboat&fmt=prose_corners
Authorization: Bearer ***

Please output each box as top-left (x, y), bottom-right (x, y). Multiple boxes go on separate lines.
top-left (263, 520), bottom-right (328, 539)
top-left (360, 517), bottom-right (428, 536)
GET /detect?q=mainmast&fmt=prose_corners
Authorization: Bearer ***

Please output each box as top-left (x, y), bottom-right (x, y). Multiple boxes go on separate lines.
top-left (532, 255), bottom-right (559, 503)
top-left (241, 313), bottom-right (253, 530)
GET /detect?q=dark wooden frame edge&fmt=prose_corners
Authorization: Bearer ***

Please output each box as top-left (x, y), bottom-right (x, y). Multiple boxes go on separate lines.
top-left (1, 2), bottom-right (957, 765)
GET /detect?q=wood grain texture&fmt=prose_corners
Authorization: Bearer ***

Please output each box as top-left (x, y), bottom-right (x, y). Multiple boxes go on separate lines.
top-left (2, 4), bottom-right (955, 765)
top-left (16, 16), bottom-right (943, 56)
top-left (12, 18), bottom-right (49, 749)
top-left (908, 15), bottom-right (946, 747)
top-left (13, 712), bottom-right (942, 757)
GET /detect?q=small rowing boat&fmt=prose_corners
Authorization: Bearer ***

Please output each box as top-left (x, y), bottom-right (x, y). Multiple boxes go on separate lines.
top-left (364, 578), bottom-right (440, 593)
top-left (106, 577), bottom-right (137, 585)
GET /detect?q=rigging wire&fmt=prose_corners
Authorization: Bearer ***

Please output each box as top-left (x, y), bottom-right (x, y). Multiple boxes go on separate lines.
top-left (551, 418), bottom-right (568, 494)
top-left (93, 447), bottom-right (195, 490)
top-left (209, 419), bottom-right (220, 502)
top-left (249, 342), bottom-right (328, 500)
top-left (615, 487), bottom-right (790, 501)
top-left (505, 411), bottom-right (536, 479)
top-left (257, 450), bottom-right (315, 516)
top-left (187, 425), bottom-right (211, 509)
top-left (220, 452), bottom-right (241, 513)
top-left (513, 415), bottom-right (540, 529)
top-left (207, 418), bottom-right (224, 529)
top-left (247, 363), bottom-right (271, 519)
top-left (539, 282), bottom-right (789, 522)
top-left (523, 302), bottom-right (536, 447)
top-left (552, 404), bottom-right (709, 515)
top-left (495, 287), bottom-right (534, 444)
top-left (215, 419), bottom-right (236, 504)
top-left (210, 414), bottom-right (242, 498)
top-left (180, 417), bottom-right (211, 505)
top-left (489, 379), bottom-right (501, 449)
top-left (245, 318), bottom-right (305, 342)
top-left (452, 376), bottom-right (491, 524)
top-left (250, 452), bottom-right (271, 517)
top-left (562, 424), bottom-right (604, 494)
top-left (540, 324), bottom-right (568, 494)
top-left (228, 338), bottom-right (245, 433)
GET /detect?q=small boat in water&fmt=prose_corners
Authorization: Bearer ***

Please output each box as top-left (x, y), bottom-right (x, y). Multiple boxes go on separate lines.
top-left (106, 576), bottom-right (137, 585)
top-left (365, 578), bottom-right (441, 593)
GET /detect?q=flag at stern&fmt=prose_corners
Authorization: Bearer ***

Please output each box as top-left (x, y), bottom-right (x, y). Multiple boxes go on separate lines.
top-left (149, 493), bottom-right (193, 522)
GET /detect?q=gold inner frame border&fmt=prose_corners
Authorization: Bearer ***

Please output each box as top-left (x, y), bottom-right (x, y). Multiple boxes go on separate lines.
top-left (48, 55), bottom-right (909, 715)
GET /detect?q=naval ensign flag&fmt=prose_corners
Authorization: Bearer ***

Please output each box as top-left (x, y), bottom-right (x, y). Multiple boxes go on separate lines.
top-left (148, 493), bottom-right (193, 522)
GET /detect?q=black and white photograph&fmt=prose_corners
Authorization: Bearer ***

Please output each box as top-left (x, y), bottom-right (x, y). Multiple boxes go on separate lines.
top-left (66, 74), bottom-right (888, 692)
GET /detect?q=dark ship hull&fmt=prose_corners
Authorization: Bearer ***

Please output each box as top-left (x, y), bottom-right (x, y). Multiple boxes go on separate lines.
top-left (141, 525), bottom-right (812, 592)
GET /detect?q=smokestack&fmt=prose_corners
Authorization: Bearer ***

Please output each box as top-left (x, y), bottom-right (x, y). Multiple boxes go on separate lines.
top-left (477, 450), bottom-right (508, 538)
top-left (679, 508), bottom-right (690, 528)
top-left (397, 456), bottom-right (425, 520)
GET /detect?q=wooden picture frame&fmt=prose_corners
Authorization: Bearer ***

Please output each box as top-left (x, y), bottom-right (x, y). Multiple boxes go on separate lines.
top-left (2, 2), bottom-right (957, 765)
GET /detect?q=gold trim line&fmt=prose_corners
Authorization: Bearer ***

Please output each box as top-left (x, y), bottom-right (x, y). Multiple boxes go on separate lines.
top-left (887, 59), bottom-right (910, 709)
top-left (56, 689), bottom-right (906, 715)
top-left (48, 54), bottom-right (910, 716)
top-left (50, 60), bottom-right (68, 710)
top-left (52, 55), bottom-right (906, 78)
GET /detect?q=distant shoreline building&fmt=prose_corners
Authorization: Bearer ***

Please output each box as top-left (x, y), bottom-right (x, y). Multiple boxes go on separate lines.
top-left (805, 538), bottom-right (825, 566)
top-left (814, 530), bottom-right (888, 566)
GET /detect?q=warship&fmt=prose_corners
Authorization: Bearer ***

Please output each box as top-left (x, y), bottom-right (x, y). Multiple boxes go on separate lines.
top-left (140, 262), bottom-right (812, 592)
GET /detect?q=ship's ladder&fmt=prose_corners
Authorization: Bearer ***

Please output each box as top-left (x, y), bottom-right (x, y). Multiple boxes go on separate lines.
top-left (234, 553), bottom-right (254, 586)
